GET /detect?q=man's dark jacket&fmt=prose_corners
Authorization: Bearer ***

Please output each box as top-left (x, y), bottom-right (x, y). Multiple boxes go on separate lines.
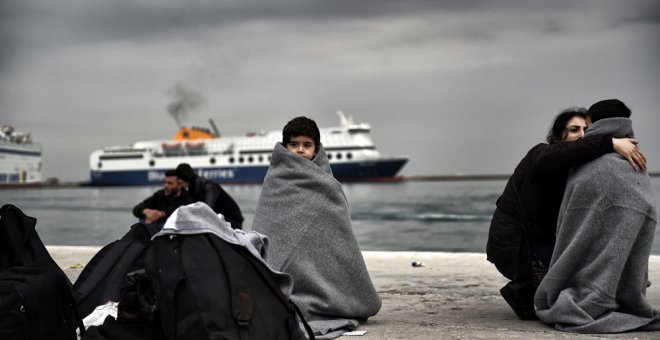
top-left (188, 176), bottom-right (244, 229)
top-left (487, 134), bottom-right (613, 279)
top-left (132, 189), bottom-right (193, 225)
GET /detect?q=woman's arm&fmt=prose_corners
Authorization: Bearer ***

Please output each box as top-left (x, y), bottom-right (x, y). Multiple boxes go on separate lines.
top-left (531, 135), bottom-right (645, 177)
top-left (530, 135), bottom-right (612, 177)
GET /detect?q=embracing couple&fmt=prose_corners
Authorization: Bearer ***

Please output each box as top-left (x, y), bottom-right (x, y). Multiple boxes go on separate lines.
top-left (488, 99), bottom-right (659, 333)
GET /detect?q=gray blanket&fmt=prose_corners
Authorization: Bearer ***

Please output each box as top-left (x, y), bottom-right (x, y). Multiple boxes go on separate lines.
top-left (534, 118), bottom-right (660, 333)
top-left (252, 143), bottom-right (381, 339)
top-left (154, 202), bottom-right (294, 298)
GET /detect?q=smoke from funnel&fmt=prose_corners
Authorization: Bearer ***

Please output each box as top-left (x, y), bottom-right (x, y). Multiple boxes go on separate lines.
top-left (167, 83), bottom-right (204, 127)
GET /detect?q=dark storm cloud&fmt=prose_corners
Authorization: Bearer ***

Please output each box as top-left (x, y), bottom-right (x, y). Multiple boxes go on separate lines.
top-left (616, 3), bottom-right (660, 26)
top-left (0, 1), bottom-right (24, 75)
top-left (7, 1), bottom-right (453, 47)
top-left (2, 0), bottom-right (575, 49)
top-left (8, 0), bottom-right (654, 56)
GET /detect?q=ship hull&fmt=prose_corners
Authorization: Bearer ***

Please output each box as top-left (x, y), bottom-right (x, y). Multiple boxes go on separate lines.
top-left (89, 158), bottom-right (407, 186)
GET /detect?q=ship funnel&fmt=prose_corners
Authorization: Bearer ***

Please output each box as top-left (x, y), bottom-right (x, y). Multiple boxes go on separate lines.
top-left (337, 110), bottom-right (354, 126)
top-left (209, 119), bottom-right (220, 137)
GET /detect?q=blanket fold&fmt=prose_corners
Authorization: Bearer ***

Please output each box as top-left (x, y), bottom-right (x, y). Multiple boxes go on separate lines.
top-left (252, 143), bottom-right (381, 339)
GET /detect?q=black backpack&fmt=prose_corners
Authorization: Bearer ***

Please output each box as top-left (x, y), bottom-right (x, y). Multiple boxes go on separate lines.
top-left (73, 223), bottom-right (160, 317)
top-left (145, 231), bottom-right (314, 340)
top-left (0, 204), bottom-right (85, 340)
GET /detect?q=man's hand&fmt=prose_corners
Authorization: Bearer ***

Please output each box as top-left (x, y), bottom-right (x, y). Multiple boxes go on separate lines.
top-left (143, 208), bottom-right (166, 224)
top-left (612, 138), bottom-right (647, 171)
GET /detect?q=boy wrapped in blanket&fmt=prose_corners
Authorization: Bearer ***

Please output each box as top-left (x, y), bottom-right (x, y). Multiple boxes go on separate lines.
top-left (252, 116), bottom-right (381, 339)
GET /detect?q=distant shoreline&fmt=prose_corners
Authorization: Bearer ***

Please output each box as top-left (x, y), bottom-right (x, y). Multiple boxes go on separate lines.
top-left (3, 172), bottom-right (659, 189)
top-left (405, 174), bottom-right (510, 181)
top-left (406, 171), bottom-right (660, 182)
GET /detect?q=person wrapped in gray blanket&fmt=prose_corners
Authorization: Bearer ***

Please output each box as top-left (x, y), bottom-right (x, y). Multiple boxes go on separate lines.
top-left (535, 99), bottom-right (660, 333)
top-left (252, 116), bottom-right (381, 339)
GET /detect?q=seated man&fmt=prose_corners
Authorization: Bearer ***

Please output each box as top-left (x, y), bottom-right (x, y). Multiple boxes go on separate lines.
top-left (132, 169), bottom-right (192, 226)
top-left (534, 99), bottom-right (660, 332)
top-left (175, 163), bottom-right (244, 229)
top-left (252, 116), bottom-right (381, 339)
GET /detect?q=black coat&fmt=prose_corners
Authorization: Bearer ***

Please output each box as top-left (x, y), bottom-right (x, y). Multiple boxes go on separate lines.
top-left (188, 176), bottom-right (244, 229)
top-left (486, 134), bottom-right (613, 279)
top-left (132, 189), bottom-right (193, 225)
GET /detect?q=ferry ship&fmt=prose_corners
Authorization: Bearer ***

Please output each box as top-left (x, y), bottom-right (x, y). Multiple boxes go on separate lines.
top-left (89, 112), bottom-right (408, 186)
top-left (0, 125), bottom-right (42, 187)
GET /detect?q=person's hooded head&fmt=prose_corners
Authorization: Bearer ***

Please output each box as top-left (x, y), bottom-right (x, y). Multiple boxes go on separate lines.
top-left (175, 163), bottom-right (197, 188)
top-left (587, 99), bottom-right (631, 123)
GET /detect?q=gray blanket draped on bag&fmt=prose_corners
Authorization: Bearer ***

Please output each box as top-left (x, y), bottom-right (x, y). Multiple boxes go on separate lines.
top-left (252, 143), bottom-right (381, 339)
top-left (534, 118), bottom-right (660, 333)
top-left (154, 202), bottom-right (295, 297)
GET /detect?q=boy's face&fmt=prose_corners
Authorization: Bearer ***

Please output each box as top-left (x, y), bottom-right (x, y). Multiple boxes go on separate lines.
top-left (286, 135), bottom-right (316, 160)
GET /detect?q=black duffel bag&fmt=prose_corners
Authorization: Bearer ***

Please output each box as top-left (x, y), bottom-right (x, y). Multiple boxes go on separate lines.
top-left (0, 204), bottom-right (85, 340)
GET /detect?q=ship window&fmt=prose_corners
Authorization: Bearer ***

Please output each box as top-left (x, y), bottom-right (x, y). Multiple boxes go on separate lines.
top-left (248, 156), bottom-right (254, 163)
top-left (336, 153), bottom-right (343, 160)
top-left (149, 160), bottom-right (155, 167)
top-left (327, 153), bottom-right (332, 160)
top-left (268, 156), bottom-right (272, 161)
top-left (239, 157), bottom-right (244, 164)
top-left (210, 157), bottom-right (216, 165)
top-left (97, 162), bottom-right (103, 169)
top-left (346, 152), bottom-right (352, 160)
top-left (99, 154), bottom-right (144, 160)
top-left (258, 155), bottom-right (264, 162)
top-left (348, 128), bottom-right (370, 134)
top-left (229, 157), bottom-right (235, 164)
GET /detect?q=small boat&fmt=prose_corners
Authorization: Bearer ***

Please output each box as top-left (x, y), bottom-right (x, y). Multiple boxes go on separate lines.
top-left (0, 125), bottom-right (42, 187)
top-left (89, 111), bottom-right (408, 186)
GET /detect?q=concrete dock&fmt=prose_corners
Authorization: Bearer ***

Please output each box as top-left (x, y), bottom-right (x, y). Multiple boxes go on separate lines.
top-left (49, 246), bottom-right (660, 340)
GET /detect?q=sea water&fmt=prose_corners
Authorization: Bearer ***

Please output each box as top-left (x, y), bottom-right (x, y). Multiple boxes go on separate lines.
top-left (2, 179), bottom-right (660, 254)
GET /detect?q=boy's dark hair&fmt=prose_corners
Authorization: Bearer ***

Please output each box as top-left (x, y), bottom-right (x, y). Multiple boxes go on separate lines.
top-left (546, 107), bottom-right (587, 144)
top-left (164, 169), bottom-right (177, 177)
top-left (176, 163), bottom-right (197, 183)
top-left (282, 116), bottom-right (321, 152)
top-left (588, 99), bottom-right (631, 123)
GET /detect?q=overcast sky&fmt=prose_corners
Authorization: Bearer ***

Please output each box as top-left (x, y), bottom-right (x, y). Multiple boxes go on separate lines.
top-left (2, 0), bottom-right (659, 182)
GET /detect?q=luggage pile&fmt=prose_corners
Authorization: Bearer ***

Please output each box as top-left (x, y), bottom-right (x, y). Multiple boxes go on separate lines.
top-left (73, 203), bottom-right (314, 340)
top-left (1, 203), bottom-right (314, 340)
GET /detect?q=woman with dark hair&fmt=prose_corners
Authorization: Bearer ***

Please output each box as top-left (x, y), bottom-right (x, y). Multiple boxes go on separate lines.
top-left (546, 108), bottom-right (590, 144)
top-left (486, 107), bottom-right (646, 320)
